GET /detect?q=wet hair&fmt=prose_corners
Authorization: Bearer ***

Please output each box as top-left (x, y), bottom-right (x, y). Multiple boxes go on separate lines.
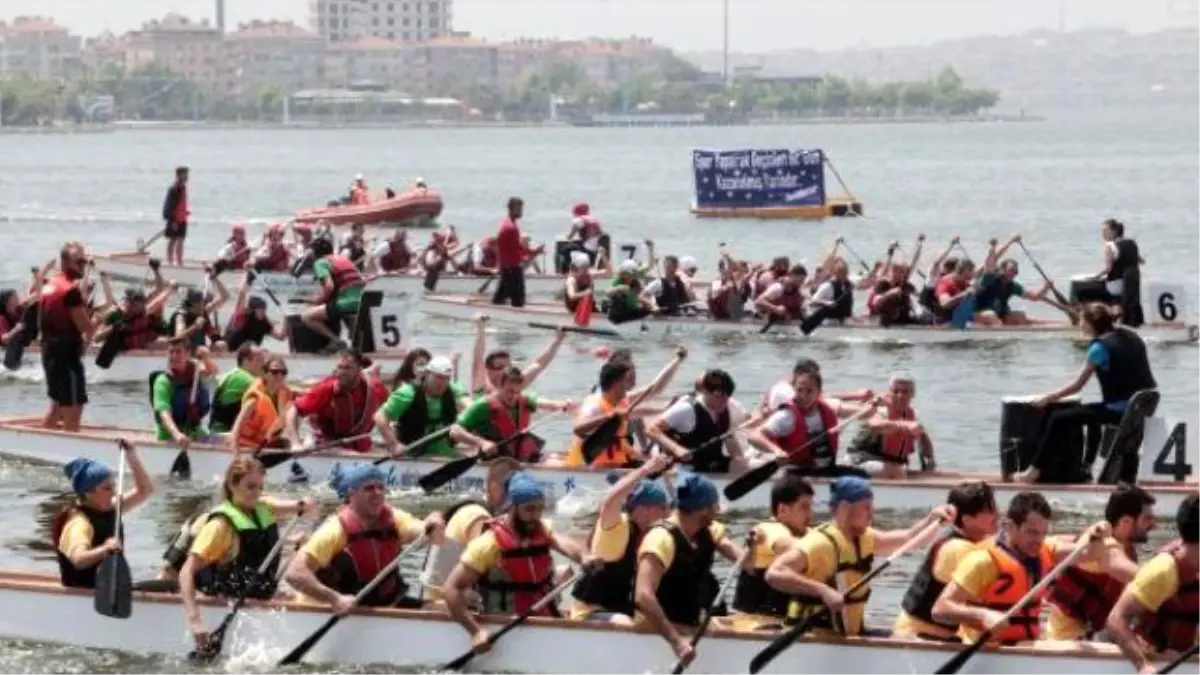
top-left (947, 481), bottom-right (996, 528)
top-left (1177, 493), bottom-right (1198, 544)
top-left (485, 350), bottom-right (510, 370)
top-left (792, 358), bottom-right (820, 376)
top-left (771, 472), bottom-right (814, 514)
top-left (599, 361), bottom-right (632, 390)
top-left (699, 369), bottom-right (735, 396)
top-left (1104, 218), bottom-right (1125, 238)
top-left (235, 343), bottom-right (258, 367)
top-left (1007, 491), bottom-right (1052, 526)
top-left (1081, 302), bottom-right (1115, 336)
top-left (1104, 483), bottom-right (1156, 526)
top-left (222, 455), bottom-right (265, 501)
top-left (393, 347), bottom-right (432, 388)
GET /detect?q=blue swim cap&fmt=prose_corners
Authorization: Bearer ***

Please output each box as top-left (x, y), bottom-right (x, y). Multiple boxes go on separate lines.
top-left (675, 471), bottom-right (719, 512)
top-left (504, 471), bottom-right (544, 506)
top-left (329, 462), bottom-right (386, 501)
top-left (829, 476), bottom-right (873, 507)
top-left (63, 458), bottom-right (112, 495)
top-left (624, 478), bottom-right (670, 511)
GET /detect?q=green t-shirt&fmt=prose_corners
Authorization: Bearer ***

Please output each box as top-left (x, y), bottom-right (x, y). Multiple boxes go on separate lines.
top-left (151, 372), bottom-right (210, 441)
top-left (609, 276), bottom-right (641, 310)
top-left (314, 258), bottom-right (363, 313)
top-left (209, 367), bottom-right (256, 432)
top-left (456, 392), bottom-right (540, 440)
top-left (978, 271), bottom-right (1025, 313)
top-left (380, 380), bottom-right (469, 457)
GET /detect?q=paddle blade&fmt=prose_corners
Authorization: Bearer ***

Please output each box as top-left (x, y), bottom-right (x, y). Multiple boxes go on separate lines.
top-left (934, 633), bottom-right (988, 674)
top-left (278, 616), bottom-right (340, 666)
top-left (580, 416), bottom-right (620, 461)
top-left (574, 293), bottom-right (593, 327)
top-left (949, 295), bottom-right (975, 330)
top-left (94, 553), bottom-right (133, 619)
top-left (169, 450), bottom-right (192, 480)
top-left (423, 265), bottom-right (440, 292)
top-left (748, 617), bottom-right (815, 674)
top-left (759, 317), bottom-right (777, 334)
top-left (417, 454), bottom-right (479, 493)
top-left (258, 451), bottom-right (298, 469)
top-left (724, 459), bottom-right (779, 502)
top-left (2, 336), bottom-right (25, 371)
top-left (94, 329), bottom-right (124, 370)
top-left (442, 649), bottom-right (478, 672)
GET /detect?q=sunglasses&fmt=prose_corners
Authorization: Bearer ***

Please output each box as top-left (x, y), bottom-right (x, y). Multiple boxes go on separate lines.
top-left (267, 368), bottom-right (288, 376)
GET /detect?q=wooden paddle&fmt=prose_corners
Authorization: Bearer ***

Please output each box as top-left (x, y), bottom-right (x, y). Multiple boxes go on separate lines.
top-left (748, 517), bottom-right (944, 674)
top-left (649, 414), bottom-right (763, 480)
top-left (933, 527), bottom-right (1101, 674)
top-left (2, 300), bottom-right (38, 372)
top-left (723, 406), bottom-right (875, 502)
top-left (94, 441), bottom-right (133, 619)
top-left (1159, 644), bottom-right (1199, 674)
top-left (671, 535), bottom-right (753, 674)
top-left (1016, 240), bottom-right (1077, 321)
top-left (136, 229), bottom-right (165, 254)
top-left (371, 426), bottom-right (453, 465)
top-left (440, 568), bottom-right (580, 672)
top-left (418, 412), bottom-right (566, 493)
top-left (277, 533), bottom-right (429, 666)
top-left (189, 510), bottom-right (309, 662)
top-left (257, 431), bottom-right (376, 469)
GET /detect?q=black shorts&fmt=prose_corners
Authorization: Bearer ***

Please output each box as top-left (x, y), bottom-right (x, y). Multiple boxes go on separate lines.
top-left (41, 341), bottom-right (87, 406)
top-left (165, 220), bottom-right (188, 239)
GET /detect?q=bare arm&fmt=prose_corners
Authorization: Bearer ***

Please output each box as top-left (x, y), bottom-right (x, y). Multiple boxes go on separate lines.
top-left (469, 317), bottom-right (488, 394)
top-left (634, 555), bottom-right (683, 646)
top-left (228, 402), bottom-right (256, 449)
top-left (1034, 362), bottom-right (1095, 403)
top-left (932, 581), bottom-right (995, 630)
top-left (444, 563), bottom-right (485, 635)
top-left (521, 329), bottom-right (566, 387)
top-left (1106, 589), bottom-right (1156, 673)
top-left (285, 550), bottom-right (343, 606)
top-left (283, 403), bottom-right (304, 448)
top-left (117, 443), bottom-right (154, 513)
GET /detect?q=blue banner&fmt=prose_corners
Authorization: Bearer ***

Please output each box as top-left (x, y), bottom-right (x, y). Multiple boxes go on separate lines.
top-left (692, 148), bottom-right (826, 209)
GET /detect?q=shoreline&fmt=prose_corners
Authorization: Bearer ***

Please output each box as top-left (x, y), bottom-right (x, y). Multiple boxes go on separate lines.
top-left (0, 113), bottom-right (1043, 134)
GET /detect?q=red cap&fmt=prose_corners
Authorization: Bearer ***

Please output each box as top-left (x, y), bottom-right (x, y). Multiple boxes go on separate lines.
top-left (572, 202), bottom-right (590, 217)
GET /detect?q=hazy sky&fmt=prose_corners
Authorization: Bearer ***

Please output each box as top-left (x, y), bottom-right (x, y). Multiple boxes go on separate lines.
top-left (4, 0), bottom-right (1196, 51)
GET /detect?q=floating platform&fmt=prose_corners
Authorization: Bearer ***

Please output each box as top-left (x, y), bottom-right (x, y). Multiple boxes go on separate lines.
top-left (690, 196), bottom-right (864, 219)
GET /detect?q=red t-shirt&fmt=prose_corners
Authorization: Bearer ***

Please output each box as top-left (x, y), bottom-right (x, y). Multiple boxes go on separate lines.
top-left (934, 274), bottom-right (967, 302)
top-left (496, 217), bottom-right (523, 268)
top-left (293, 373), bottom-right (388, 452)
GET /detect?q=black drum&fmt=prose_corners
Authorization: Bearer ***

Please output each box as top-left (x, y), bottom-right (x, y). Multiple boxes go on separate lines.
top-left (1069, 277), bottom-right (1113, 304)
top-left (998, 395), bottom-right (1085, 479)
top-left (553, 234), bottom-right (613, 274)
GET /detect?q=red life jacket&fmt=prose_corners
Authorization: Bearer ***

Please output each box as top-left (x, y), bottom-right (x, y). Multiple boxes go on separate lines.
top-left (477, 518), bottom-right (555, 616)
top-left (324, 254), bottom-right (365, 292)
top-left (1047, 538), bottom-right (1134, 634)
top-left (778, 283), bottom-right (804, 319)
top-left (311, 377), bottom-right (385, 452)
top-left (261, 243), bottom-right (290, 272)
top-left (878, 403), bottom-right (917, 463)
top-left (227, 240), bottom-right (250, 268)
top-left (564, 274), bottom-right (592, 312)
top-left (323, 504), bottom-right (406, 607)
top-left (752, 271), bottom-right (776, 298)
top-left (775, 398), bottom-right (839, 468)
top-left (478, 238), bottom-right (499, 269)
top-left (379, 240), bottom-right (412, 272)
top-left (120, 308), bottom-right (157, 350)
top-left (577, 215), bottom-right (601, 241)
top-left (488, 395), bottom-right (540, 462)
top-left (39, 273), bottom-right (83, 342)
top-left (1135, 540), bottom-right (1200, 652)
top-left (173, 184), bottom-right (189, 223)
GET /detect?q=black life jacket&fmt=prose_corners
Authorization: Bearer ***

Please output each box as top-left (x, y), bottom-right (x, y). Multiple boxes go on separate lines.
top-left (395, 383), bottom-right (459, 444)
top-left (571, 519), bottom-right (643, 616)
top-left (1106, 239), bottom-right (1140, 282)
top-left (830, 279), bottom-right (854, 321)
top-left (656, 276), bottom-right (688, 315)
top-left (225, 312), bottom-right (273, 351)
top-left (170, 309), bottom-right (218, 350)
top-left (731, 521), bottom-right (801, 618)
top-left (653, 520), bottom-right (718, 627)
top-left (196, 502), bottom-right (280, 600)
top-left (900, 531), bottom-right (966, 630)
top-left (52, 504), bottom-right (120, 589)
top-left (1093, 328), bottom-right (1157, 405)
top-left (875, 280), bottom-right (915, 325)
top-left (664, 394), bottom-right (732, 473)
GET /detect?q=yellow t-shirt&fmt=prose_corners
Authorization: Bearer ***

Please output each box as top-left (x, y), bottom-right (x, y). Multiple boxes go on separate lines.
top-left (789, 524), bottom-right (877, 637)
top-left (893, 536), bottom-right (979, 639)
top-left (57, 511), bottom-right (96, 560)
top-left (638, 517), bottom-right (728, 569)
top-left (1046, 537), bottom-right (1127, 640)
top-left (1129, 552), bottom-right (1181, 613)
top-left (299, 506), bottom-right (424, 569)
top-left (461, 518), bottom-right (556, 574)
top-left (445, 503), bottom-right (491, 546)
top-left (189, 500), bottom-right (278, 566)
top-left (569, 514), bottom-right (641, 620)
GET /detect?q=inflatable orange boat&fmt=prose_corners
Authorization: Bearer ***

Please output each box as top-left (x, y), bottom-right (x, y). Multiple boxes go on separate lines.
top-left (294, 187), bottom-right (444, 227)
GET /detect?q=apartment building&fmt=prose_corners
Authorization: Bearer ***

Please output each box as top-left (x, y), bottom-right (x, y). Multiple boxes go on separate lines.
top-left (333, 36), bottom-right (409, 88)
top-left (225, 20), bottom-right (326, 94)
top-left (0, 16), bottom-right (82, 79)
top-left (309, 0), bottom-right (453, 44)
top-left (406, 34), bottom-right (496, 94)
top-left (124, 14), bottom-right (225, 91)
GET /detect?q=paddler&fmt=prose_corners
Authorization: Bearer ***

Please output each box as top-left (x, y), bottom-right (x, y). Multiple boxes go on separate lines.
top-left (933, 258), bottom-right (977, 324)
top-left (634, 472), bottom-right (746, 667)
top-left (443, 471), bottom-right (594, 652)
top-left (223, 270), bottom-right (287, 350)
top-left (917, 236), bottom-right (962, 318)
top-left (1091, 218), bottom-right (1146, 327)
top-left (764, 477), bottom-right (953, 638)
top-left (806, 257), bottom-right (855, 325)
top-left (53, 446), bottom-right (153, 588)
top-left (339, 222), bottom-right (368, 268)
top-left (215, 223), bottom-right (251, 273)
top-left (468, 314), bottom-right (566, 395)
top-left (284, 348), bottom-right (389, 453)
top-left (931, 491), bottom-right (1110, 645)
top-left (375, 355), bottom-right (472, 459)
top-left (647, 368), bottom-right (751, 474)
top-left (1045, 484), bottom-right (1155, 640)
top-left (291, 222), bottom-right (315, 262)
top-left (564, 361), bottom-right (649, 469)
top-left (570, 454), bottom-right (674, 624)
top-left (563, 251), bottom-right (594, 312)
top-left (285, 462), bottom-right (445, 611)
top-left (1016, 303), bottom-right (1157, 484)
top-left (846, 372), bottom-right (935, 478)
top-left (349, 174), bottom-right (370, 205)
top-left (170, 279), bottom-right (228, 351)
top-left (180, 455), bottom-right (314, 648)
top-left (748, 369), bottom-right (878, 476)
top-left (162, 166), bottom-right (189, 266)
top-left (892, 481), bottom-right (998, 641)
top-left (751, 256), bottom-right (791, 298)
top-left (208, 343), bottom-right (265, 433)
top-left (565, 202), bottom-right (605, 266)
top-left (0, 287), bottom-right (22, 345)
top-left (641, 255), bottom-right (695, 316)
top-left (301, 236), bottom-right (366, 351)
top-left (449, 365), bottom-right (573, 464)
top-left (679, 256), bottom-right (700, 292)
top-left (730, 472), bottom-right (814, 631)
top-left (971, 236), bottom-right (1056, 326)
top-left (40, 242), bottom-right (96, 432)
top-left (371, 229), bottom-right (414, 274)
top-left (152, 340), bottom-right (220, 448)
top-left (252, 222), bottom-right (292, 273)
top-left (868, 258), bottom-right (920, 326)
top-left (1106, 493), bottom-right (1198, 673)
top-left (94, 285), bottom-right (173, 352)
top-left (762, 358), bottom-right (874, 415)
top-left (706, 261), bottom-right (751, 320)
top-left (227, 354), bottom-right (294, 450)
top-left (606, 259), bottom-right (654, 324)
top-left (492, 196), bottom-right (529, 308)
top-left (469, 237), bottom-right (501, 277)
top-left (754, 264), bottom-right (809, 323)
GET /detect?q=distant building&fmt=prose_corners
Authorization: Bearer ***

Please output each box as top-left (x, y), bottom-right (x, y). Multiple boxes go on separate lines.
top-left (331, 36), bottom-right (410, 89)
top-left (124, 14), bottom-right (224, 91)
top-left (0, 16), bottom-right (82, 80)
top-left (549, 37), bottom-right (664, 88)
top-left (81, 32), bottom-right (131, 75)
top-left (406, 34), bottom-right (497, 94)
top-left (309, 0), bottom-right (453, 44)
top-left (224, 20), bottom-right (326, 95)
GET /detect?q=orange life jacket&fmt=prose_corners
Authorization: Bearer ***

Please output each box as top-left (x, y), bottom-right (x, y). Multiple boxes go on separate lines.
top-left (968, 540), bottom-right (1055, 644)
top-left (775, 399), bottom-right (840, 468)
top-left (878, 402), bottom-right (917, 464)
top-left (324, 254), bottom-right (365, 293)
top-left (236, 379), bottom-right (293, 449)
top-left (1047, 537), bottom-right (1134, 635)
top-left (567, 393), bottom-right (633, 468)
top-left (1135, 540), bottom-right (1200, 653)
top-left (477, 518), bottom-right (556, 616)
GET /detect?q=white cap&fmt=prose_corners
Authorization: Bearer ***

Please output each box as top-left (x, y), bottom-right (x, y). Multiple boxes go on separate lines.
top-left (426, 356), bottom-right (454, 377)
top-left (570, 251), bottom-right (590, 267)
top-left (619, 259), bottom-right (639, 274)
top-left (415, 176), bottom-right (426, 185)
top-left (680, 256), bottom-right (698, 270)
top-left (354, 173), bottom-right (364, 180)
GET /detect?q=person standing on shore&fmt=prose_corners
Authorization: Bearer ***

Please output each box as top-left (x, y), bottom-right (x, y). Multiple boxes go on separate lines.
top-left (492, 197), bottom-right (527, 308)
top-left (162, 166), bottom-right (190, 266)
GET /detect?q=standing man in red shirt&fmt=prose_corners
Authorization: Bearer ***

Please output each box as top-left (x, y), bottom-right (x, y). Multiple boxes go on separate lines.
top-left (162, 166), bottom-right (190, 266)
top-left (40, 242), bottom-right (95, 432)
top-left (492, 197), bottom-right (527, 308)
top-left (282, 349), bottom-right (389, 453)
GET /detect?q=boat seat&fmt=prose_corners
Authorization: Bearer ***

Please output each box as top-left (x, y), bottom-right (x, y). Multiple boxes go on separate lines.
top-left (1095, 390), bottom-right (1160, 485)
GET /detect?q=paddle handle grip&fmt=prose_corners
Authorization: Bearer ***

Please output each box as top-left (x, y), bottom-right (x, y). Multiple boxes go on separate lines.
top-left (376, 426), bottom-right (452, 464)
